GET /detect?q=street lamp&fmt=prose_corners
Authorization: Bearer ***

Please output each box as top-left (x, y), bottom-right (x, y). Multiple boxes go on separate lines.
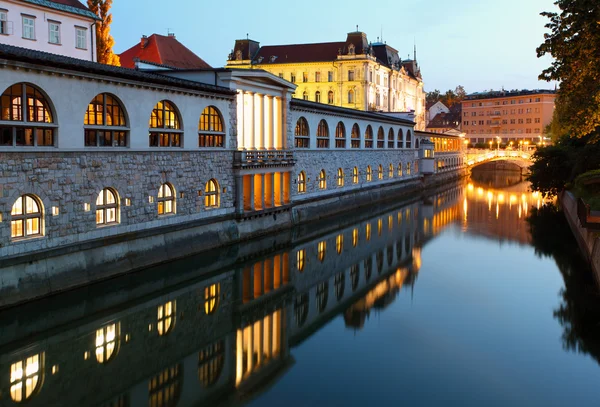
top-left (489, 140), bottom-right (493, 151)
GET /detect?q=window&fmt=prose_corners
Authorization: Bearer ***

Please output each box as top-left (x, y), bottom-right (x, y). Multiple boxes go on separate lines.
top-left (0, 10), bottom-right (7, 35)
top-left (388, 128), bottom-right (394, 148)
top-left (334, 272), bottom-right (345, 300)
top-left (350, 265), bottom-right (359, 291)
top-left (10, 354), bottom-right (43, 402)
top-left (315, 72), bottom-right (321, 82)
top-left (157, 183), bottom-right (175, 215)
top-left (157, 301), bottom-right (175, 335)
top-left (96, 188), bottom-right (119, 225)
top-left (199, 106), bottom-right (224, 147)
top-left (350, 123), bottom-right (360, 148)
top-left (316, 119), bottom-right (329, 148)
top-left (204, 179), bottom-right (220, 208)
top-left (96, 323), bottom-right (119, 363)
top-left (348, 89), bottom-right (354, 104)
top-left (365, 258), bottom-right (373, 280)
top-left (352, 228), bottom-right (358, 247)
top-left (366, 165), bottom-right (372, 182)
top-left (84, 93), bottom-right (128, 147)
top-left (365, 125), bottom-right (373, 148)
top-left (406, 130), bottom-right (412, 148)
top-left (297, 171), bottom-right (306, 193)
top-left (150, 100), bottom-right (182, 147)
top-left (302, 72), bottom-right (308, 82)
top-left (302, 91), bottom-right (308, 101)
top-left (10, 194), bottom-right (43, 239)
top-left (290, 73), bottom-right (296, 83)
top-left (378, 164), bottom-right (383, 180)
top-left (336, 234), bottom-right (343, 254)
top-left (0, 83), bottom-right (56, 147)
top-left (48, 21), bottom-right (60, 44)
top-left (315, 91), bottom-right (321, 103)
top-left (316, 282), bottom-right (328, 312)
top-left (352, 167), bottom-right (359, 184)
top-left (335, 121), bottom-right (345, 148)
top-left (198, 341), bottom-right (224, 387)
top-left (204, 283), bottom-right (220, 314)
top-left (328, 90), bottom-right (334, 104)
top-left (296, 249), bottom-right (305, 271)
top-left (149, 364), bottom-right (182, 407)
top-left (398, 129), bottom-right (404, 148)
top-left (348, 70), bottom-right (355, 81)
top-left (406, 162), bottom-right (411, 175)
top-left (318, 169), bottom-right (327, 190)
top-left (377, 126), bottom-right (384, 148)
top-left (294, 294), bottom-right (309, 327)
top-left (75, 27), bottom-right (87, 49)
top-left (22, 16), bottom-right (35, 40)
top-left (337, 168), bottom-right (344, 187)
top-left (295, 117), bottom-right (309, 148)
top-left (317, 240), bottom-right (326, 262)
top-left (366, 223), bottom-right (371, 240)
top-left (389, 164), bottom-right (394, 178)
top-left (328, 71), bottom-right (333, 82)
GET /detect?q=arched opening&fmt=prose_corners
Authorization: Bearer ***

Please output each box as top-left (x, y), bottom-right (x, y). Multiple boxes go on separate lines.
top-left (96, 188), bottom-right (119, 226)
top-left (157, 183), bottom-right (175, 215)
top-left (295, 117), bottom-right (309, 148)
top-left (84, 93), bottom-right (128, 147)
top-left (316, 119), bottom-right (329, 148)
top-left (351, 123), bottom-right (360, 148)
top-left (149, 100), bottom-right (182, 147)
top-left (204, 179), bottom-right (220, 208)
top-left (335, 121), bottom-right (346, 148)
top-left (199, 106), bottom-right (225, 147)
top-left (10, 194), bottom-right (43, 239)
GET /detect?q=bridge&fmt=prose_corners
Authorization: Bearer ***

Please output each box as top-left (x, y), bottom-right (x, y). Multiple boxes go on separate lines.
top-left (465, 149), bottom-right (533, 170)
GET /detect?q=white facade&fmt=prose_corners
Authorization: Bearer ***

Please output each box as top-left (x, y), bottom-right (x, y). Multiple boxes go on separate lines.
top-left (426, 101), bottom-right (449, 125)
top-left (0, 0), bottom-right (97, 61)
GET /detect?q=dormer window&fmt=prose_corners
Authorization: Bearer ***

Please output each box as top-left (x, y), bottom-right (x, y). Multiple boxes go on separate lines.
top-left (348, 43), bottom-right (355, 55)
top-left (269, 55), bottom-right (278, 63)
top-left (235, 50), bottom-right (242, 60)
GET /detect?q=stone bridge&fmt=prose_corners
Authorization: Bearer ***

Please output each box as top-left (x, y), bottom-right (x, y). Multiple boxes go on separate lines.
top-left (465, 149), bottom-right (532, 170)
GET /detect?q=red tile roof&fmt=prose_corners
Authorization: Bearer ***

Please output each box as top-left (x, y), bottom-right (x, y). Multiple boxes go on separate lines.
top-left (119, 34), bottom-right (212, 70)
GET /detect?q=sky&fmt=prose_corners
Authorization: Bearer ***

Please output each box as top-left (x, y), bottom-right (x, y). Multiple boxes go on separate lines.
top-left (109, 0), bottom-right (559, 94)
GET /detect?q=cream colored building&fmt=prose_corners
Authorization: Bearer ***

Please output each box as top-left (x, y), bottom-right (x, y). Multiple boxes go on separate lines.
top-left (226, 31), bottom-right (426, 130)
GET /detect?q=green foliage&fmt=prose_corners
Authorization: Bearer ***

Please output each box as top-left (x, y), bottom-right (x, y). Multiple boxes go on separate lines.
top-left (574, 170), bottom-right (600, 210)
top-left (425, 86), bottom-right (466, 107)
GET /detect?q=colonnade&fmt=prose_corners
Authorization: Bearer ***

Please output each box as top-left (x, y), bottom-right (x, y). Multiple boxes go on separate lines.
top-left (237, 172), bottom-right (291, 213)
top-left (237, 91), bottom-right (285, 150)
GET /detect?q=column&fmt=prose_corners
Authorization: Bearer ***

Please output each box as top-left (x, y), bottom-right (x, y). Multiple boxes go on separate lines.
top-left (277, 96), bottom-right (285, 149)
top-left (270, 96), bottom-right (276, 149)
top-left (254, 93), bottom-right (262, 150)
top-left (238, 91), bottom-right (245, 149)
top-left (247, 92), bottom-right (255, 150)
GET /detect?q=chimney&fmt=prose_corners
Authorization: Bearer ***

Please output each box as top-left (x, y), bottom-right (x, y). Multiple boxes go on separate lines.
top-left (141, 35), bottom-right (148, 49)
top-left (168, 32), bottom-right (176, 38)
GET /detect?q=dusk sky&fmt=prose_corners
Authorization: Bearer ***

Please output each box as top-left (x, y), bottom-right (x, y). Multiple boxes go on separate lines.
top-left (110, 0), bottom-right (559, 94)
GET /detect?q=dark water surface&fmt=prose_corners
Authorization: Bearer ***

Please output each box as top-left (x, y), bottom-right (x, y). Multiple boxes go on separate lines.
top-left (1, 171), bottom-right (599, 407)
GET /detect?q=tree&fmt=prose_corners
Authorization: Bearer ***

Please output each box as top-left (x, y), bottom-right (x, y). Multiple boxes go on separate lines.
top-left (426, 89), bottom-right (441, 105)
top-left (454, 85), bottom-right (466, 100)
top-left (87, 0), bottom-right (120, 66)
top-left (537, 0), bottom-right (600, 140)
top-left (426, 86), bottom-right (467, 107)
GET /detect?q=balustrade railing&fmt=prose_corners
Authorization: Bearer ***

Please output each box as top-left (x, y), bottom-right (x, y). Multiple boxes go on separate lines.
top-left (234, 149), bottom-right (295, 166)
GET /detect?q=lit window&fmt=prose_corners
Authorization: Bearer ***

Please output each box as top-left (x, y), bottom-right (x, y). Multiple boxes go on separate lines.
top-left (199, 106), bottom-right (224, 147)
top-left (316, 282), bottom-right (328, 313)
top-left (157, 301), bottom-right (175, 336)
top-left (352, 228), bottom-right (358, 247)
top-left (316, 119), bottom-right (329, 148)
top-left (0, 83), bottom-right (56, 146)
top-left (149, 100), bottom-right (182, 147)
top-left (204, 283), bottom-right (220, 315)
top-left (157, 183), bottom-right (175, 215)
top-left (295, 117), bottom-right (309, 148)
top-left (352, 167), bottom-right (359, 184)
top-left (11, 194), bottom-right (43, 239)
top-left (366, 223), bottom-right (371, 241)
top-left (75, 26), bottom-right (87, 49)
top-left (84, 93), bottom-right (128, 147)
top-left (149, 364), bottom-right (181, 407)
top-left (95, 323), bottom-right (118, 363)
top-left (317, 240), bottom-right (326, 262)
top-left (389, 164), bottom-right (394, 178)
top-left (335, 122), bottom-right (345, 148)
top-left (406, 162), bottom-right (411, 175)
top-left (204, 179), bottom-right (220, 208)
top-left (10, 354), bottom-right (43, 402)
top-left (297, 171), bottom-right (306, 193)
top-left (366, 166), bottom-right (372, 182)
top-left (48, 21), bottom-right (60, 44)
top-left (319, 169), bottom-right (327, 190)
top-left (337, 168), bottom-right (344, 187)
top-left (398, 163), bottom-right (403, 177)
top-left (96, 188), bottom-right (119, 226)
top-left (22, 16), bottom-right (35, 40)
top-left (296, 249), bottom-right (305, 271)
top-left (334, 272), bottom-right (344, 300)
top-left (378, 164), bottom-right (383, 180)
top-left (198, 341), bottom-right (224, 387)
top-left (378, 218), bottom-right (383, 236)
top-left (365, 125), bottom-right (373, 148)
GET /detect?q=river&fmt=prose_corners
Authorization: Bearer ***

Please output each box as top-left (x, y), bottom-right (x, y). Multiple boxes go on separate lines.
top-left (1, 170), bottom-right (599, 407)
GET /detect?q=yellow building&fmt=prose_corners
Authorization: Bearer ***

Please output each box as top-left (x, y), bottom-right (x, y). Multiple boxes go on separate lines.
top-left (226, 31), bottom-right (426, 130)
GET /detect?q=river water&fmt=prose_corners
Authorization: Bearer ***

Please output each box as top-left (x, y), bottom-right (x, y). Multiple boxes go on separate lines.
top-left (1, 171), bottom-right (599, 407)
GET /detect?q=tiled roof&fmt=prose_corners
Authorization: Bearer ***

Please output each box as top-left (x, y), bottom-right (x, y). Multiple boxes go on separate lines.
top-left (22, 0), bottom-right (99, 20)
top-left (119, 34), bottom-right (212, 70)
top-left (426, 111), bottom-right (461, 129)
top-left (253, 42), bottom-right (346, 64)
top-left (0, 43), bottom-right (234, 96)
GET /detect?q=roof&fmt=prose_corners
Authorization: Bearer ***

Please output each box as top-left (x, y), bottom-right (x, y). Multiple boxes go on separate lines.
top-left (426, 109), bottom-right (461, 129)
top-left (252, 41), bottom-right (346, 64)
top-left (464, 89), bottom-right (556, 101)
top-left (0, 43), bottom-right (234, 97)
top-left (119, 34), bottom-right (212, 70)
top-left (22, 0), bottom-right (99, 20)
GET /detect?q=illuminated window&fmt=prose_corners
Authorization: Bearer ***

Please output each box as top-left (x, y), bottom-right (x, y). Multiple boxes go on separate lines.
top-left (364, 258), bottom-right (372, 281)
top-left (335, 121), bottom-right (345, 148)
top-left (336, 234), bottom-right (343, 254)
top-left (148, 100), bottom-right (182, 147)
top-left (398, 163), bottom-right (403, 177)
top-left (366, 166), bottom-right (372, 182)
top-left (316, 119), bottom-right (329, 148)
top-left (198, 341), bottom-right (224, 387)
top-left (204, 283), bottom-right (220, 315)
top-left (204, 179), bottom-right (220, 208)
top-left (350, 265), bottom-right (359, 291)
top-left (365, 125), bottom-right (373, 148)
top-left (149, 364), bottom-right (181, 407)
top-left (315, 91), bottom-right (321, 103)
top-left (10, 353), bottom-right (43, 402)
top-left (84, 93), bottom-right (128, 147)
top-left (366, 223), bottom-right (371, 240)
top-left (389, 164), bottom-right (394, 178)
top-left (388, 128), bottom-right (395, 148)
top-left (316, 282), bottom-right (328, 313)
top-left (95, 323), bottom-right (119, 363)
top-left (295, 117), bottom-right (309, 148)
top-left (350, 123), bottom-right (360, 148)
top-left (406, 130), bottom-right (412, 148)
top-left (96, 188), bottom-right (119, 226)
top-left (377, 126), bottom-right (385, 148)
top-left (157, 301), bottom-right (175, 336)
top-left (378, 218), bottom-right (383, 236)
top-left (0, 83), bottom-right (56, 147)
top-left (297, 171), bottom-right (306, 193)
top-left (10, 194), bottom-right (43, 239)
top-left (318, 169), bottom-right (327, 190)
top-left (406, 162), bottom-right (411, 175)
top-left (157, 183), bottom-right (175, 215)
top-left (352, 228), bottom-right (358, 247)
top-left (199, 106), bottom-right (225, 147)
top-left (294, 294), bottom-right (309, 327)
top-left (317, 240), bottom-right (326, 262)
top-left (378, 164), bottom-right (383, 180)
top-left (334, 272), bottom-right (345, 300)
top-left (352, 167), bottom-right (359, 184)
top-left (337, 168), bottom-right (344, 187)
top-left (328, 91), bottom-right (334, 104)
top-left (296, 249), bottom-right (305, 271)
top-left (398, 128), bottom-right (404, 148)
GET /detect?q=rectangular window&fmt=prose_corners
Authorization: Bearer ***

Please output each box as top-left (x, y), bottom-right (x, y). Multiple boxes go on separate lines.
top-left (328, 71), bottom-right (333, 82)
top-left (278, 73), bottom-right (283, 78)
top-left (0, 10), bottom-right (7, 35)
top-left (348, 70), bottom-right (355, 81)
top-left (290, 73), bottom-right (296, 83)
top-left (526, 118), bottom-right (532, 124)
top-left (76, 27), bottom-right (87, 49)
top-left (22, 15), bottom-right (35, 40)
top-left (302, 72), bottom-right (308, 82)
top-left (48, 21), bottom-right (60, 44)
top-left (315, 72), bottom-right (321, 82)
top-left (535, 118), bottom-right (541, 123)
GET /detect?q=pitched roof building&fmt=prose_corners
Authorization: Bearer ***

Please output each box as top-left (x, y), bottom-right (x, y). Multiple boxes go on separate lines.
top-left (119, 33), bottom-right (212, 70)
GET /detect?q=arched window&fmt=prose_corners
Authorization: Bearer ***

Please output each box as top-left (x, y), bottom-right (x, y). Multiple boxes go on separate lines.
top-left (319, 169), bottom-right (327, 190)
top-left (294, 294), bottom-right (309, 327)
top-left (334, 272), bottom-right (345, 301)
top-left (335, 122), bottom-right (346, 148)
top-left (297, 171), bottom-right (306, 193)
top-left (157, 301), bottom-right (175, 336)
top-left (95, 323), bottom-right (119, 363)
top-left (10, 194), bottom-right (43, 239)
top-left (84, 93), bottom-right (128, 147)
top-left (377, 126), bottom-right (385, 148)
top-left (350, 265), bottom-right (359, 291)
top-left (352, 228), bottom-right (358, 247)
top-left (9, 353), bottom-right (43, 402)
top-left (406, 162), bottom-right (412, 175)
top-left (348, 89), bottom-right (355, 104)
top-left (378, 164), bottom-right (384, 180)
top-left (204, 179), bottom-right (220, 208)
top-left (389, 164), bottom-right (394, 178)
top-left (337, 168), bottom-right (344, 187)
top-left (350, 123), bottom-right (360, 148)
top-left (302, 91), bottom-right (308, 101)
top-left (149, 100), bottom-right (182, 147)
top-left (365, 125), bottom-right (373, 148)
top-left (415, 138), bottom-right (420, 149)
top-left (377, 250), bottom-right (384, 273)
top-left (406, 130), bottom-right (412, 148)
top-left (366, 223), bottom-right (372, 241)
top-left (352, 167), bottom-right (359, 184)
top-left (315, 91), bottom-right (321, 103)
top-left (387, 245), bottom-right (394, 266)
top-left (198, 341), bottom-right (224, 387)
top-left (328, 90), bottom-right (334, 104)
top-left (398, 128), bottom-right (404, 148)
top-left (1, 83), bottom-right (55, 147)
top-left (199, 106), bottom-right (225, 147)
top-left (388, 128), bottom-right (395, 149)
top-left (316, 282), bottom-right (328, 313)
top-left (317, 240), bottom-right (326, 262)
top-left (96, 188), bottom-right (119, 226)
top-left (364, 258), bottom-right (373, 281)
top-left (204, 283), bottom-right (220, 315)
top-left (149, 364), bottom-right (182, 406)
top-left (296, 249), bottom-right (305, 271)
top-left (336, 234), bottom-right (343, 254)
top-left (157, 183), bottom-right (175, 215)
top-left (295, 117), bottom-right (309, 148)
top-left (398, 163), bottom-right (403, 177)
top-left (316, 119), bottom-right (329, 148)
top-left (366, 165), bottom-right (372, 182)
